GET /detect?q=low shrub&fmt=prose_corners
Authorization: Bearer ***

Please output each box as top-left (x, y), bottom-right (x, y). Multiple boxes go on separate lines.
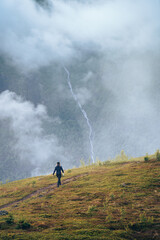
top-left (110, 193), bottom-right (115, 200)
top-left (96, 159), bottom-right (102, 166)
top-left (128, 212), bottom-right (154, 230)
top-left (87, 205), bottom-right (98, 215)
top-left (144, 153), bottom-right (149, 162)
top-left (80, 159), bottom-right (85, 167)
top-left (5, 214), bottom-right (14, 225)
top-left (156, 149), bottom-right (160, 161)
top-left (32, 180), bottom-right (36, 187)
top-left (120, 208), bottom-right (126, 220)
top-left (140, 212), bottom-right (154, 224)
top-left (16, 219), bottom-right (31, 230)
top-left (106, 214), bottom-right (113, 223)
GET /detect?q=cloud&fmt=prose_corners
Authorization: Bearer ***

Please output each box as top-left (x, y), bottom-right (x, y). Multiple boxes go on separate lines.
top-left (0, 90), bottom-right (65, 174)
top-left (0, 0), bottom-right (159, 71)
top-left (75, 87), bottom-right (92, 105)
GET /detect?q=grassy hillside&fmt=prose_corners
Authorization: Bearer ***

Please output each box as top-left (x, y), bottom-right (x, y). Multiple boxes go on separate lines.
top-left (0, 158), bottom-right (159, 240)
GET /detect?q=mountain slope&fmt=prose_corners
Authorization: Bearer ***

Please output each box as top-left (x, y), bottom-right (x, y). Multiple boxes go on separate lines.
top-left (0, 159), bottom-right (159, 240)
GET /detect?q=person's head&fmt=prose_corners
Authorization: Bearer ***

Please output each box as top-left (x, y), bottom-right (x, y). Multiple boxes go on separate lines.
top-left (57, 162), bottom-right (60, 166)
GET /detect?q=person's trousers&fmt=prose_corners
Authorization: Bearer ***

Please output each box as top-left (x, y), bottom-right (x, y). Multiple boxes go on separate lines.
top-left (57, 176), bottom-right (61, 187)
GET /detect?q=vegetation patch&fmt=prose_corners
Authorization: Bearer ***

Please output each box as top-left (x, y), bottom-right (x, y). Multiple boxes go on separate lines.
top-left (0, 158), bottom-right (159, 239)
top-left (16, 219), bottom-right (31, 230)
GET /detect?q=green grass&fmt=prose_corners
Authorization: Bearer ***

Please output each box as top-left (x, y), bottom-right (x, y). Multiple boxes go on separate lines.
top-left (0, 158), bottom-right (159, 240)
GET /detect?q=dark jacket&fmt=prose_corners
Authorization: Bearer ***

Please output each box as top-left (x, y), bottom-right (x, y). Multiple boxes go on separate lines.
top-left (53, 166), bottom-right (64, 177)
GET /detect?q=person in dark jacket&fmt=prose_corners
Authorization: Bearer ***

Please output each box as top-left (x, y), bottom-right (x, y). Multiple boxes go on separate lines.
top-left (53, 162), bottom-right (64, 187)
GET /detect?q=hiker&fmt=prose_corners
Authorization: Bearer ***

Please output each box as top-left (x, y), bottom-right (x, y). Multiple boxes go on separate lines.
top-left (53, 162), bottom-right (64, 187)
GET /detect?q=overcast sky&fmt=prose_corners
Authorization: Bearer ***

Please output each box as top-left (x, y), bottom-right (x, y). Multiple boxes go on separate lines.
top-left (0, 0), bottom-right (160, 178)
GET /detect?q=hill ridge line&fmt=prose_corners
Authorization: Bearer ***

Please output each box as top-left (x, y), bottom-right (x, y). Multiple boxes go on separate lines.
top-left (0, 173), bottom-right (88, 210)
